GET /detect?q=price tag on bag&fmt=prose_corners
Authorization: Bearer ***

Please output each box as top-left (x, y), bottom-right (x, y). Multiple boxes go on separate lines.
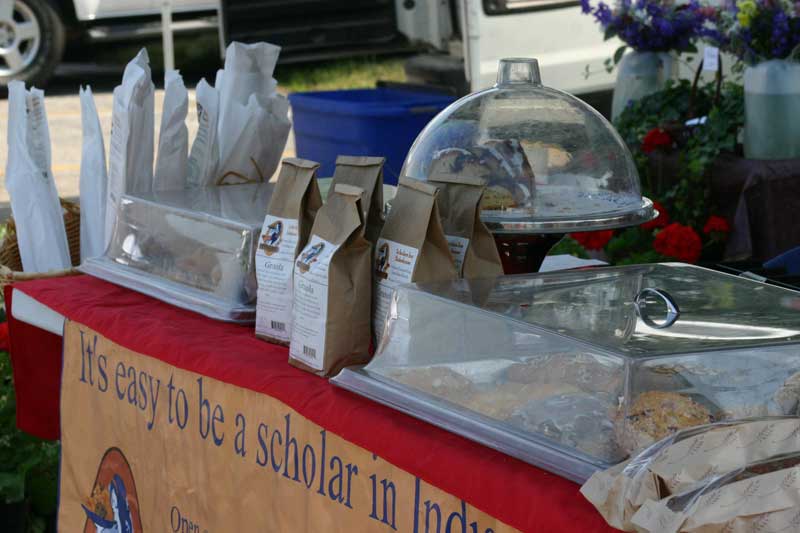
top-left (703, 46), bottom-right (720, 71)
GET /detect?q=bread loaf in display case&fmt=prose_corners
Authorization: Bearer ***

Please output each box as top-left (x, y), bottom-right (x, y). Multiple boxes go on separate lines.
top-left (82, 183), bottom-right (274, 322)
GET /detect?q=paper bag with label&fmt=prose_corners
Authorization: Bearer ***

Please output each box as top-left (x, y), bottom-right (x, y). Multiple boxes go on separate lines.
top-left (428, 174), bottom-right (503, 278)
top-left (256, 158), bottom-right (322, 345)
top-left (289, 184), bottom-right (372, 377)
top-left (373, 177), bottom-right (458, 344)
top-left (327, 156), bottom-right (385, 243)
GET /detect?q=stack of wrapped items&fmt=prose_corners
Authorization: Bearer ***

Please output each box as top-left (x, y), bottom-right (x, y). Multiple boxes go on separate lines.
top-left (3, 42), bottom-right (291, 277)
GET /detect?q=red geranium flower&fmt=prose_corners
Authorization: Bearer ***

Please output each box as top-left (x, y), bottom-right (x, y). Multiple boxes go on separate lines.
top-left (641, 128), bottom-right (673, 154)
top-left (653, 223), bottom-right (703, 263)
top-left (703, 215), bottom-right (730, 235)
top-left (570, 230), bottom-right (614, 250)
top-left (641, 201), bottom-right (669, 231)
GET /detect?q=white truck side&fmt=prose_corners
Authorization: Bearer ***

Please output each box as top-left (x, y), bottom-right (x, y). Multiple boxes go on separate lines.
top-left (0, 0), bottom-right (619, 98)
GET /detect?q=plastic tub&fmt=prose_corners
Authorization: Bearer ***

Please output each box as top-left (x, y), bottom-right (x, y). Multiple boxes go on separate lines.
top-left (289, 88), bottom-right (455, 184)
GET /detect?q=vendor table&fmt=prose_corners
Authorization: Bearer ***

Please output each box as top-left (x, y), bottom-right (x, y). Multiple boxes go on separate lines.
top-left (6, 275), bottom-right (616, 532)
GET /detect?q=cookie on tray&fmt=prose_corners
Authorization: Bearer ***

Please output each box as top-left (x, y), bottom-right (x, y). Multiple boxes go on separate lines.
top-left (614, 391), bottom-right (715, 454)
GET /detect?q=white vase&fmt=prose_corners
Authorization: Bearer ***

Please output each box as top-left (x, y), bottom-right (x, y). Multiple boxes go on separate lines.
top-left (744, 59), bottom-right (800, 160)
top-left (611, 51), bottom-right (676, 121)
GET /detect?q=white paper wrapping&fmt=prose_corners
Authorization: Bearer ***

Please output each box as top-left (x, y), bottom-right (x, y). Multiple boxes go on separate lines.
top-left (216, 41), bottom-right (280, 164)
top-left (215, 92), bottom-right (291, 185)
top-left (214, 42), bottom-right (287, 185)
top-left (186, 79), bottom-right (220, 188)
top-left (5, 81), bottom-right (71, 272)
top-left (79, 86), bottom-right (108, 261)
top-left (106, 48), bottom-right (155, 242)
top-left (153, 69), bottom-right (188, 191)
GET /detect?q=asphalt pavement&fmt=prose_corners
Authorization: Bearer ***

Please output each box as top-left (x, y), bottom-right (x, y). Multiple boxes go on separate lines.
top-left (0, 64), bottom-right (296, 218)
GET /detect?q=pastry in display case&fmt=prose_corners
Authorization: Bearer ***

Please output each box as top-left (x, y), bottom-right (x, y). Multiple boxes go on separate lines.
top-left (82, 183), bottom-right (274, 322)
top-left (333, 263), bottom-right (800, 482)
top-left (402, 58), bottom-right (655, 234)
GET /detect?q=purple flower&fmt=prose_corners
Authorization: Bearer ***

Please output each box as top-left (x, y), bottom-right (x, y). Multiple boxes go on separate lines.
top-left (581, 0), bottom-right (715, 52)
top-left (771, 10), bottom-right (791, 57)
top-left (717, 0), bottom-right (800, 62)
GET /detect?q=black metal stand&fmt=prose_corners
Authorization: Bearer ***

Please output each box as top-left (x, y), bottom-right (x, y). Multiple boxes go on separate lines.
top-left (493, 233), bottom-right (564, 274)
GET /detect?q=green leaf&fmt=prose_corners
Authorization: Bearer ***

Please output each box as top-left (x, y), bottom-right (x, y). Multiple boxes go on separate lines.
top-left (0, 471), bottom-right (26, 504)
top-left (548, 237), bottom-right (589, 259)
top-left (613, 45), bottom-right (628, 65)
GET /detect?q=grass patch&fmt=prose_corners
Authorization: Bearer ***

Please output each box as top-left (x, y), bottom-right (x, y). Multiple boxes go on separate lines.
top-left (71, 37), bottom-right (407, 93)
top-left (275, 56), bottom-right (406, 93)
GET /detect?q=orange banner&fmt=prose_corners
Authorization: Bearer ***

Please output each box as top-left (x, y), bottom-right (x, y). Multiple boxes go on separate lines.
top-left (58, 320), bottom-right (519, 532)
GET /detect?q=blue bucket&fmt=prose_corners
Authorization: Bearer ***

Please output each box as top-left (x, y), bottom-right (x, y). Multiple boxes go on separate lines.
top-left (288, 88), bottom-right (455, 185)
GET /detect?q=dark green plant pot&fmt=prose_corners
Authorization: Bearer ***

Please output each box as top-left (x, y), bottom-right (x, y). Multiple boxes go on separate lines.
top-left (0, 500), bottom-right (28, 533)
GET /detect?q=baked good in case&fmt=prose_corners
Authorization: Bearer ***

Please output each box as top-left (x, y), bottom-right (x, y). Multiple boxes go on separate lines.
top-left (614, 391), bottom-right (715, 454)
top-left (505, 354), bottom-right (622, 395)
top-left (481, 186), bottom-right (517, 210)
top-left (462, 382), bottom-right (580, 420)
top-left (428, 141), bottom-right (535, 212)
top-left (508, 392), bottom-right (624, 462)
top-left (391, 366), bottom-right (476, 403)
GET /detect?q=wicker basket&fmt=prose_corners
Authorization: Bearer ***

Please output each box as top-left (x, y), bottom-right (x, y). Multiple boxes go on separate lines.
top-left (0, 199), bottom-right (82, 286)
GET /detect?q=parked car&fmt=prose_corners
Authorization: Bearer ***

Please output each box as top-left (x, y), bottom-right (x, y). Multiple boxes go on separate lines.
top-left (0, 0), bottom-right (217, 89)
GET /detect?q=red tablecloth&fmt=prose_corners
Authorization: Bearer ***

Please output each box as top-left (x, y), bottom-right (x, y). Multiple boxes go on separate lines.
top-left (7, 275), bottom-right (617, 532)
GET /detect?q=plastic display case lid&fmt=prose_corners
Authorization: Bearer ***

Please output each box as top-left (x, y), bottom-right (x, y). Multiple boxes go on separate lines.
top-left (392, 263), bottom-right (800, 358)
top-left (127, 183), bottom-right (274, 228)
top-left (401, 58), bottom-right (655, 234)
top-left (333, 263), bottom-right (800, 483)
top-left (80, 183), bottom-right (276, 323)
top-left (332, 365), bottom-right (607, 483)
top-left (81, 257), bottom-right (257, 323)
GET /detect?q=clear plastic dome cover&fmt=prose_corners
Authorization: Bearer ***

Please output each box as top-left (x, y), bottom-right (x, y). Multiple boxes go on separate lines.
top-left (402, 58), bottom-right (655, 233)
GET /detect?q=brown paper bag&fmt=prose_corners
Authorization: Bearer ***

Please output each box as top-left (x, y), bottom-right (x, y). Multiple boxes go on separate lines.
top-left (373, 177), bottom-right (458, 344)
top-left (255, 158), bottom-right (322, 345)
top-left (428, 174), bottom-right (503, 279)
top-left (328, 155), bottom-right (385, 244)
top-left (289, 184), bottom-right (372, 377)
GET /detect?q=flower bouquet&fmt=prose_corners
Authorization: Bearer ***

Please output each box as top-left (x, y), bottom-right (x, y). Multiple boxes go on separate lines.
top-left (581, 0), bottom-right (718, 118)
top-left (713, 0), bottom-right (800, 159)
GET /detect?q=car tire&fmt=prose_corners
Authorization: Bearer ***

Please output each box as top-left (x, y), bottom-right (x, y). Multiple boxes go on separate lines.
top-left (0, 0), bottom-right (66, 92)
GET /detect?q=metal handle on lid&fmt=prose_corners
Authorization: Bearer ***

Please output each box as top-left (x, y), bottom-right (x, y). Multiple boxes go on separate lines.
top-left (634, 288), bottom-right (680, 329)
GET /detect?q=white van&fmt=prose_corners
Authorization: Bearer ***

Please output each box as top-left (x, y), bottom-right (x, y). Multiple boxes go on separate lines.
top-left (0, 0), bottom-right (619, 102)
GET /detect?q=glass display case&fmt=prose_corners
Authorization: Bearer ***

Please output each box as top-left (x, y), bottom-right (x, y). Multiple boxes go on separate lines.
top-left (401, 58), bottom-right (655, 234)
top-left (82, 183), bottom-right (274, 322)
top-left (333, 264), bottom-right (800, 482)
